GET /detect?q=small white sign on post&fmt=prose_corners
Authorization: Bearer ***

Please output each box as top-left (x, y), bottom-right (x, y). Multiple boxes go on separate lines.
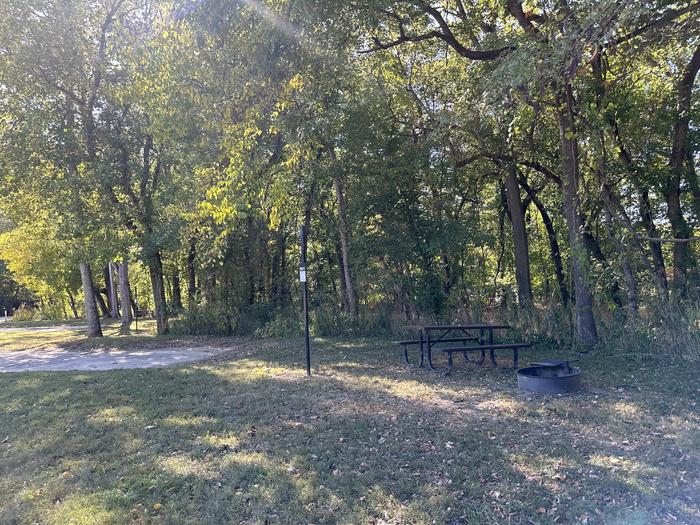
top-left (299, 266), bottom-right (307, 283)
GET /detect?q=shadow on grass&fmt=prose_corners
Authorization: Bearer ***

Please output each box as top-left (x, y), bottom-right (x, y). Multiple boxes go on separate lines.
top-left (0, 337), bottom-right (698, 524)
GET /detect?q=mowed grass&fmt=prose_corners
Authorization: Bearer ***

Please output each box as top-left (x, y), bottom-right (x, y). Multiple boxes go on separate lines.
top-left (0, 320), bottom-right (160, 352)
top-left (0, 338), bottom-right (698, 524)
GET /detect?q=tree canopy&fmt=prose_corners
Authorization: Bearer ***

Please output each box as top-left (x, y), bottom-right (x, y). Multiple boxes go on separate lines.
top-left (1, 0), bottom-right (699, 348)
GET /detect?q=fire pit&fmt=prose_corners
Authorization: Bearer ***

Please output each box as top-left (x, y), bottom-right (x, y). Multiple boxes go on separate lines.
top-left (517, 359), bottom-right (582, 394)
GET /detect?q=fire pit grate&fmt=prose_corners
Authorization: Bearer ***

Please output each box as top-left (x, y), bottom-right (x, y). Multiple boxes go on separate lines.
top-left (517, 359), bottom-right (582, 394)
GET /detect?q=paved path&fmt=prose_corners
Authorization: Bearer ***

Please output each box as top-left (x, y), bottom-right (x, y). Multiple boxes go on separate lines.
top-left (0, 346), bottom-right (228, 373)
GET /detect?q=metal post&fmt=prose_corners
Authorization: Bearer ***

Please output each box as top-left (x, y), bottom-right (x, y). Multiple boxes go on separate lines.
top-left (300, 225), bottom-right (311, 376)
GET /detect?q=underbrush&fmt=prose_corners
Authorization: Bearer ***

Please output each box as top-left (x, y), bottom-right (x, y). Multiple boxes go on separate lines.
top-left (169, 298), bottom-right (699, 360)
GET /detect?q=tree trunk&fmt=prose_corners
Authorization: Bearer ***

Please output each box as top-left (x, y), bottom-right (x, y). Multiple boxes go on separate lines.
top-left (504, 165), bottom-right (532, 305)
top-left (517, 172), bottom-right (569, 306)
top-left (608, 116), bottom-right (669, 299)
top-left (638, 190), bottom-right (670, 298)
top-left (118, 257), bottom-right (133, 333)
top-left (686, 148), bottom-right (700, 223)
top-left (325, 142), bottom-right (358, 320)
top-left (108, 262), bottom-right (119, 318)
top-left (95, 289), bottom-right (110, 318)
top-left (148, 251), bottom-right (169, 334)
top-left (602, 192), bottom-right (639, 316)
top-left (666, 43), bottom-right (700, 293)
top-left (335, 240), bottom-right (349, 311)
top-left (332, 173), bottom-right (358, 320)
top-left (172, 271), bottom-right (183, 310)
top-left (187, 238), bottom-right (197, 307)
top-left (80, 263), bottom-right (103, 337)
top-left (270, 228), bottom-right (288, 306)
top-left (66, 290), bottom-right (79, 319)
top-left (558, 86), bottom-right (598, 345)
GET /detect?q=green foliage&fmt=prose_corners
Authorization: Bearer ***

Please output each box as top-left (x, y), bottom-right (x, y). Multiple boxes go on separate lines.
top-left (10, 304), bottom-right (40, 322)
top-left (1, 0), bottom-right (700, 351)
top-left (170, 304), bottom-right (233, 337)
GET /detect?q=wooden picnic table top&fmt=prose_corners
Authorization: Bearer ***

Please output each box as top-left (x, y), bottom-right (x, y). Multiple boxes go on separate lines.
top-left (403, 324), bottom-right (511, 331)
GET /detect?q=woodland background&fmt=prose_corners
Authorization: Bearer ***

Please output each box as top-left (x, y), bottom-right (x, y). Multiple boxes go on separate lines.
top-left (1, 0), bottom-right (699, 356)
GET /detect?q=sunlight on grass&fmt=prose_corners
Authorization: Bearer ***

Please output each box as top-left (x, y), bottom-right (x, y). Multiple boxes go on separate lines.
top-left (0, 337), bottom-right (697, 524)
top-left (0, 320), bottom-right (158, 352)
top-left (162, 415), bottom-right (219, 428)
top-left (588, 454), bottom-right (660, 494)
top-left (611, 400), bottom-right (643, 419)
top-left (47, 492), bottom-right (127, 525)
top-left (89, 406), bottom-right (139, 425)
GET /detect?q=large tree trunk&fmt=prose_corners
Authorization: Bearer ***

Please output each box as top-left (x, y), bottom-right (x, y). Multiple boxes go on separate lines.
top-left (148, 251), bottom-right (169, 334)
top-left (666, 43), bottom-right (700, 293)
top-left (504, 165), bottom-right (532, 305)
top-left (558, 86), bottom-right (598, 345)
top-left (80, 263), bottom-right (103, 338)
top-left (118, 257), bottom-right (133, 334)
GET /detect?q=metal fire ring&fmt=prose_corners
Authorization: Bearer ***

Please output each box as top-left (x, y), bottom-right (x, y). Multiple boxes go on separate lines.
top-left (517, 359), bottom-right (582, 394)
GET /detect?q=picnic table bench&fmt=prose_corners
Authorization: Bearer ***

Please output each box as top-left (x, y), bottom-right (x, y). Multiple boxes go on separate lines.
top-left (395, 324), bottom-right (531, 375)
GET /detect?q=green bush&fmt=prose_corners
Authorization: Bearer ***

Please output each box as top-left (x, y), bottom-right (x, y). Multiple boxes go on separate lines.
top-left (170, 304), bottom-right (232, 336)
top-left (313, 304), bottom-right (398, 337)
top-left (11, 304), bottom-right (40, 322)
top-left (234, 303), bottom-right (277, 335)
top-left (600, 301), bottom-right (700, 360)
top-left (254, 314), bottom-right (302, 338)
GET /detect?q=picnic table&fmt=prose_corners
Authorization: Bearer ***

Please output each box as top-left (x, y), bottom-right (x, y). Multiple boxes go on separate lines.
top-left (395, 324), bottom-right (531, 374)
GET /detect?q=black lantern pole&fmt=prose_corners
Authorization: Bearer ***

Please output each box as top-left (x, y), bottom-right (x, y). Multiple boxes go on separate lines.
top-left (300, 225), bottom-right (311, 376)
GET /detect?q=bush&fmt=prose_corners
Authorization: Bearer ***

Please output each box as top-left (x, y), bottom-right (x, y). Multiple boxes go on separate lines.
top-left (235, 303), bottom-right (276, 336)
top-left (11, 304), bottom-right (40, 322)
top-left (170, 304), bottom-right (232, 336)
top-left (313, 304), bottom-right (398, 337)
top-left (600, 301), bottom-right (700, 360)
top-left (254, 314), bottom-right (302, 338)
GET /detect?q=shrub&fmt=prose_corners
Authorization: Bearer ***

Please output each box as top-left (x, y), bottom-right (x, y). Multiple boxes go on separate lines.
top-left (11, 304), bottom-right (39, 322)
top-left (170, 304), bottom-right (232, 336)
top-left (254, 314), bottom-right (302, 338)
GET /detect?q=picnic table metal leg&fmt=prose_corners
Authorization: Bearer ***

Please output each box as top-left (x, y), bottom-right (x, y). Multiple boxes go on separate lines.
top-left (488, 329), bottom-right (497, 366)
top-left (427, 331), bottom-right (438, 371)
top-left (403, 344), bottom-right (410, 366)
top-left (477, 328), bottom-right (485, 365)
top-left (419, 331), bottom-right (425, 368)
top-left (512, 347), bottom-right (519, 369)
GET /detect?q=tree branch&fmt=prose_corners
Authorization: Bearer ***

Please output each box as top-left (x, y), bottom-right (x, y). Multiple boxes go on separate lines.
top-left (362, 4), bottom-right (509, 60)
top-left (614, 2), bottom-right (700, 45)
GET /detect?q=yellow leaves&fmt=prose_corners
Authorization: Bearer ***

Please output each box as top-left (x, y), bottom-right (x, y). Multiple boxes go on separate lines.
top-left (288, 73), bottom-right (304, 91)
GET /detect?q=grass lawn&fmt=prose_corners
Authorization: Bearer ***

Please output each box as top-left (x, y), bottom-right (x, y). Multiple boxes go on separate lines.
top-left (0, 335), bottom-right (698, 524)
top-left (0, 320), bottom-right (165, 352)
